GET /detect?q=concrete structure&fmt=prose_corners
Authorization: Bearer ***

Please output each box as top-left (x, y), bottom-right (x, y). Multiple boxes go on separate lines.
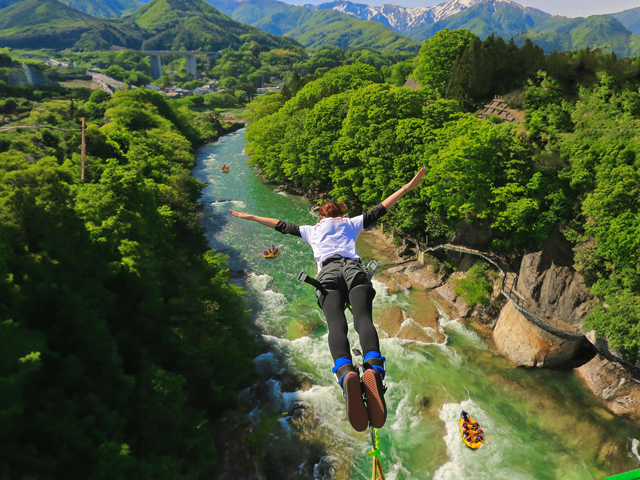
top-left (142, 51), bottom-right (222, 79)
top-left (87, 70), bottom-right (125, 93)
top-left (478, 96), bottom-right (525, 123)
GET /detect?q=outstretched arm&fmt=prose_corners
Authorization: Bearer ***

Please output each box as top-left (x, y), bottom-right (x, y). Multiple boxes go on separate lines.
top-left (381, 167), bottom-right (426, 211)
top-left (229, 210), bottom-right (279, 228)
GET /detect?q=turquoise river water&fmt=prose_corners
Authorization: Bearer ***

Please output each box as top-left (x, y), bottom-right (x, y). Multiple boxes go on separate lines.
top-left (194, 130), bottom-right (640, 480)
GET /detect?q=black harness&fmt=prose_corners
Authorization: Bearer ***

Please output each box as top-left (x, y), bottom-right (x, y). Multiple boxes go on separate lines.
top-left (298, 258), bottom-right (386, 384)
top-left (297, 257), bottom-right (378, 300)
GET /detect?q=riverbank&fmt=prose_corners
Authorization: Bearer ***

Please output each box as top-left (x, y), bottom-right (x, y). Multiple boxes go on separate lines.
top-left (369, 225), bottom-right (640, 429)
top-left (196, 130), bottom-right (640, 479)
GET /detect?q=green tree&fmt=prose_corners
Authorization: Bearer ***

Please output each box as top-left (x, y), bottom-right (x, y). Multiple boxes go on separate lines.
top-left (414, 29), bottom-right (477, 95)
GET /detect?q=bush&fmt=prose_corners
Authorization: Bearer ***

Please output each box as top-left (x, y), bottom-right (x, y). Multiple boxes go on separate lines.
top-left (452, 262), bottom-right (492, 306)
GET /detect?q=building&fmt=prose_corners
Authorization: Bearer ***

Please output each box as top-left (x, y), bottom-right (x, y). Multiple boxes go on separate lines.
top-left (477, 96), bottom-right (524, 123)
top-left (257, 87), bottom-right (281, 94)
top-left (145, 84), bottom-right (162, 92)
top-left (193, 86), bottom-right (213, 95)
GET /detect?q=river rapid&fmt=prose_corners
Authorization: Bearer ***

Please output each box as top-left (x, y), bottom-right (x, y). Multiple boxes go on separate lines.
top-left (194, 130), bottom-right (640, 480)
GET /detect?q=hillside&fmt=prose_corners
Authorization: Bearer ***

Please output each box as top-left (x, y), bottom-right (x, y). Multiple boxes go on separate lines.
top-left (0, 0), bottom-right (299, 51)
top-left (124, 0), bottom-right (299, 51)
top-left (610, 6), bottom-right (640, 36)
top-left (61, 0), bottom-right (139, 17)
top-left (208, 0), bottom-right (420, 53)
top-left (406, 0), bottom-right (640, 57)
top-left (407, 0), bottom-right (549, 41)
top-left (0, 0), bottom-right (139, 17)
top-left (0, 0), bottom-right (103, 48)
top-left (519, 15), bottom-right (640, 57)
top-left (275, 9), bottom-right (420, 53)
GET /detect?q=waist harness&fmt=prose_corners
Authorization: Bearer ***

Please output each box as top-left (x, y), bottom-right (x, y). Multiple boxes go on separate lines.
top-left (297, 257), bottom-right (378, 305)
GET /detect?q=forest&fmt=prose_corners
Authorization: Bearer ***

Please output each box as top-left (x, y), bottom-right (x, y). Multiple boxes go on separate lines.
top-left (246, 29), bottom-right (640, 363)
top-left (0, 86), bottom-right (256, 478)
top-left (1, 23), bottom-right (640, 478)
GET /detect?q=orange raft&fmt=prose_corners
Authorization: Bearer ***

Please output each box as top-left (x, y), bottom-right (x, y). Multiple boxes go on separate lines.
top-left (459, 411), bottom-right (486, 449)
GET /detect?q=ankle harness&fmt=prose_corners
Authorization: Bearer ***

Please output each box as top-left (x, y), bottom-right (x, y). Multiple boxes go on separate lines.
top-left (334, 363), bottom-right (356, 385)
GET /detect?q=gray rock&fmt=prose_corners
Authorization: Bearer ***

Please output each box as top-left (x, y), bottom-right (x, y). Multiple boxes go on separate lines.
top-left (492, 301), bottom-right (584, 367)
top-left (517, 228), bottom-right (592, 332)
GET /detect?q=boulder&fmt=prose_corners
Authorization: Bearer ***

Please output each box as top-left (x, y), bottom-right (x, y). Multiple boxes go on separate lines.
top-left (376, 273), bottom-right (411, 294)
top-left (492, 301), bottom-right (584, 367)
top-left (575, 353), bottom-right (640, 422)
top-left (434, 281), bottom-right (471, 318)
top-left (374, 302), bottom-right (446, 344)
top-left (393, 261), bottom-right (445, 290)
top-left (517, 227), bottom-right (592, 332)
top-left (397, 318), bottom-right (440, 343)
top-left (375, 306), bottom-right (405, 337)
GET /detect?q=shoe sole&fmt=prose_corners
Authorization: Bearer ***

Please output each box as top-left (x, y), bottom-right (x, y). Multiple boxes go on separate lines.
top-left (344, 372), bottom-right (369, 432)
top-left (362, 369), bottom-right (386, 429)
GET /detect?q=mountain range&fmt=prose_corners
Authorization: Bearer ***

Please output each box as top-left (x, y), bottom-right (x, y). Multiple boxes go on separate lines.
top-left (1, 0), bottom-right (640, 57)
top-left (208, 0), bottom-right (640, 56)
top-left (0, 0), bottom-right (299, 51)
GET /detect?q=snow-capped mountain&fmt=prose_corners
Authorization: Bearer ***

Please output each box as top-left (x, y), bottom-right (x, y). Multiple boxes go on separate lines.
top-left (305, 0), bottom-right (534, 33)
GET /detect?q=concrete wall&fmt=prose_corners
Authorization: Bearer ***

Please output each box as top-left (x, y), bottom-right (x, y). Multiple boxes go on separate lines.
top-left (493, 301), bottom-right (584, 367)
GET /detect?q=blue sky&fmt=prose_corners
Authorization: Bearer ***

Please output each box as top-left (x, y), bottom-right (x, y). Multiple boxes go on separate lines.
top-left (281, 0), bottom-right (640, 17)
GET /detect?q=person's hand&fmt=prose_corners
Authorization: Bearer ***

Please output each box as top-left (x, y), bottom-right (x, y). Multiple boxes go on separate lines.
top-left (230, 209), bottom-right (252, 220)
top-left (406, 167), bottom-right (426, 191)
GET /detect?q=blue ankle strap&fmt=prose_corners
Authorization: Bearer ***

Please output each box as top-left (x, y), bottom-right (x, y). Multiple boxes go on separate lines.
top-left (364, 351), bottom-right (386, 379)
top-left (332, 357), bottom-right (353, 386)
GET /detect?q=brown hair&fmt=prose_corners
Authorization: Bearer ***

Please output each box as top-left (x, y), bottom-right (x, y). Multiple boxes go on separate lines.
top-left (319, 201), bottom-right (346, 218)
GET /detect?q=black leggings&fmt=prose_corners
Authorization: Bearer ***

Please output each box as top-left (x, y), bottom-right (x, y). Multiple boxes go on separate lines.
top-left (319, 277), bottom-right (379, 361)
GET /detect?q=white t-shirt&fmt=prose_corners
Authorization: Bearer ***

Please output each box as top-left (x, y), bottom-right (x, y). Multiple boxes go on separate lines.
top-left (299, 216), bottom-right (364, 272)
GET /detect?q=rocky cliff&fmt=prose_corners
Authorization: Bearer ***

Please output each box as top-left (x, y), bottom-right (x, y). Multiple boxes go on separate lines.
top-left (576, 332), bottom-right (640, 423)
top-left (516, 228), bottom-right (592, 333)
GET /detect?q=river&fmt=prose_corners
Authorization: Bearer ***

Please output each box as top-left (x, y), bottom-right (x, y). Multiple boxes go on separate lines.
top-left (194, 130), bottom-right (640, 480)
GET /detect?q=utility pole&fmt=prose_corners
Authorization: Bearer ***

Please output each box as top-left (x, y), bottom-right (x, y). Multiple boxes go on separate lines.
top-left (81, 117), bottom-right (86, 181)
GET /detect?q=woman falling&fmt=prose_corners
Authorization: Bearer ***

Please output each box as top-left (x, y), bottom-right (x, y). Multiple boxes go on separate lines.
top-left (230, 167), bottom-right (426, 431)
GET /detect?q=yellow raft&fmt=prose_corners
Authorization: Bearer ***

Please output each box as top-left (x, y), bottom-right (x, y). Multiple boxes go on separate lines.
top-left (221, 166), bottom-right (230, 172)
top-left (459, 412), bottom-right (484, 450)
top-left (263, 250), bottom-right (279, 258)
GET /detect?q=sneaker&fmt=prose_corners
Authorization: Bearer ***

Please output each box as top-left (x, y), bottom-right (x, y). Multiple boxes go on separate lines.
top-left (362, 366), bottom-right (387, 429)
top-left (342, 370), bottom-right (369, 432)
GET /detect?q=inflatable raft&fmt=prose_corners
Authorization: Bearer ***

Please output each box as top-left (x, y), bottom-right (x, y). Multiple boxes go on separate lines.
top-left (460, 411), bottom-right (485, 450)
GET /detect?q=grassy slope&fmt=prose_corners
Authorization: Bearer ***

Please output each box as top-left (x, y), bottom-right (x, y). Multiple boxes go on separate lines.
top-left (0, 0), bottom-right (299, 51)
top-left (0, 0), bottom-right (99, 48)
top-left (125, 0), bottom-right (300, 51)
top-left (520, 15), bottom-right (640, 57)
top-left (61, 0), bottom-right (139, 18)
top-left (0, 0), bottom-right (145, 50)
top-left (406, 0), bottom-right (640, 57)
top-left (610, 6), bottom-right (640, 36)
top-left (209, 0), bottom-right (419, 53)
top-left (0, 0), bottom-right (98, 30)
top-left (0, 0), bottom-right (138, 17)
top-left (282, 9), bottom-right (420, 53)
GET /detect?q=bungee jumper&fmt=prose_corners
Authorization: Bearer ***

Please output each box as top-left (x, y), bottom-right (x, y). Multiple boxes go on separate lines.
top-left (230, 167), bottom-right (426, 434)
